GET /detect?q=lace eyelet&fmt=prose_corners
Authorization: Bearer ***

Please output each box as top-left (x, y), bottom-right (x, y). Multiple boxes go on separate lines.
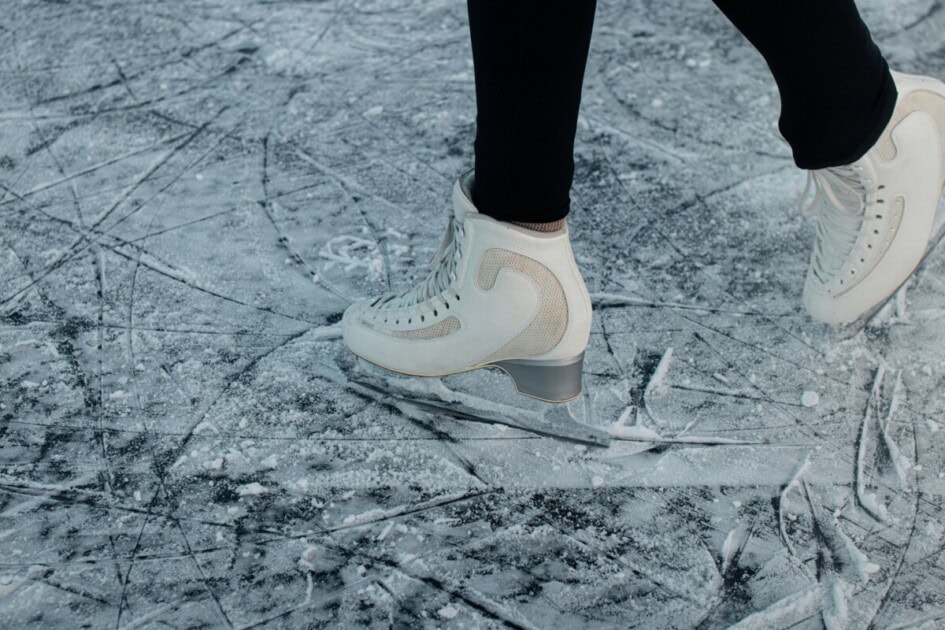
top-left (433, 310), bottom-right (438, 316)
top-left (455, 295), bottom-right (460, 301)
top-left (444, 302), bottom-right (450, 309)
top-left (421, 316), bottom-right (425, 322)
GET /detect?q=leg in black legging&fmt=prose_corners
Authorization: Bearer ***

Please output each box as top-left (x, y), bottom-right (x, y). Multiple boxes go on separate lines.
top-left (467, 0), bottom-right (597, 224)
top-left (712, 0), bottom-right (897, 170)
top-left (466, 0), bottom-right (895, 223)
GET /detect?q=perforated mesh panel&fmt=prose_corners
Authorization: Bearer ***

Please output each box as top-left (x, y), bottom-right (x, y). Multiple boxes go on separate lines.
top-left (875, 90), bottom-right (945, 163)
top-left (835, 197), bottom-right (905, 297)
top-left (361, 315), bottom-right (461, 339)
top-left (476, 248), bottom-right (568, 362)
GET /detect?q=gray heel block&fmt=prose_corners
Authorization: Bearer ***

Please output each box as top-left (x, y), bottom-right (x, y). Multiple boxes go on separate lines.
top-left (491, 353), bottom-right (584, 403)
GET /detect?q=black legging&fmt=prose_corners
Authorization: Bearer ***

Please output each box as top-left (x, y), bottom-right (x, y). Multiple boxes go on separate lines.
top-left (468, 0), bottom-right (898, 223)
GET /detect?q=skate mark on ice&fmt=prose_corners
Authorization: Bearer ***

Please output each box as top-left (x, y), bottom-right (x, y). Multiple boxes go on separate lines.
top-left (260, 134), bottom-right (350, 302)
top-left (348, 364), bottom-right (611, 446)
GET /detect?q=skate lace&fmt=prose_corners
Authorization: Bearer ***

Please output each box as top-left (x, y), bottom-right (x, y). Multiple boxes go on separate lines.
top-left (799, 164), bottom-right (872, 283)
top-left (374, 209), bottom-right (464, 316)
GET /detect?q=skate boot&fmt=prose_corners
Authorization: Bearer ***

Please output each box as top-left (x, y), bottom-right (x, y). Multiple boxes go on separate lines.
top-left (801, 71), bottom-right (945, 324)
top-left (341, 170), bottom-right (593, 402)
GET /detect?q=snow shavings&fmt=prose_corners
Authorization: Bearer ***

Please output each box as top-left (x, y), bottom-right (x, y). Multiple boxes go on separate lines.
top-left (720, 523), bottom-right (752, 577)
top-left (608, 423), bottom-right (662, 441)
top-left (438, 604), bottom-right (459, 619)
top-left (728, 586), bottom-right (823, 629)
top-left (320, 235), bottom-right (386, 283)
top-left (237, 482), bottom-right (269, 497)
top-left (856, 366), bottom-right (891, 522)
top-left (823, 579), bottom-right (854, 630)
top-left (879, 372), bottom-right (911, 489)
top-left (801, 390), bottom-right (820, 408)
top-left (855, 365), bottom-right (913, 523)
top-left (644, 347), bottom-right (674, 399)
top-left (778, 451), bottom-right (811, 558)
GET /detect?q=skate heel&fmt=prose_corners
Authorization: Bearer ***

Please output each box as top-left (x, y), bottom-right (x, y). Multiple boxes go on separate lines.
top-left (491, 353), bottom-right (585, 403)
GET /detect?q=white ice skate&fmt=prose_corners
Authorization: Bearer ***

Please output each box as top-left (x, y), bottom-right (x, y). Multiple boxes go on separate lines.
top-left (801, 70), bottom-right (945, 324)
top-left (342, 170), bottom-right (593, 402)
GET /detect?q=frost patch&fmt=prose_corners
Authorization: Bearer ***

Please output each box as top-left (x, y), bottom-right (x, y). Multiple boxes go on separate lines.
top-left (801, 390), bottom-right (820, 407)
top-left (320, 235), bottom-right (385, 282)
top-left (437, 605), bottom-right (459, 620)
top-left (238, 482), bottom-right (268, 497)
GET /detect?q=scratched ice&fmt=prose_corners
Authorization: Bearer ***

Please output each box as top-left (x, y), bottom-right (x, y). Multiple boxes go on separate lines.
top-left (2, 0), bottom-right (945, 628)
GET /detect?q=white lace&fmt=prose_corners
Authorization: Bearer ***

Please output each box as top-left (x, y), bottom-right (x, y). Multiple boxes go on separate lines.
top-left (799, 164), bottom-right (877, 283)
top-left (370, 209), bottom-right (464, 323)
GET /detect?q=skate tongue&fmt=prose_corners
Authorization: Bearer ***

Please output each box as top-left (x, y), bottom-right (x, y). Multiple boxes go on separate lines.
top-left (428, 171), bottom-right (477, 269)
top-left (428, 217), bottom-right (454, 268)
top-left (452, 169), bottom-right (479, 223)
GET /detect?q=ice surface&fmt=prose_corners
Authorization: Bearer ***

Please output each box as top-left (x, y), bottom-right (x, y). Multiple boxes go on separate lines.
top-left (2, 0), bottom-right (945, 627)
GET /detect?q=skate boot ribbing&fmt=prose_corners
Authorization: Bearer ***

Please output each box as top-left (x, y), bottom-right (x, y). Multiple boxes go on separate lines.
top-left (801, 70), bottom-right (945, 324)
top-left (342, 170), bottom-right (593, 402)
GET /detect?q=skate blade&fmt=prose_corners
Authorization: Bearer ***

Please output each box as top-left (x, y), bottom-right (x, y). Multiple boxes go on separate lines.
top-left (489, 353), bottom-right (585, 403)
top-left (347, 351), bottom-right (584, 405)
top-left (347, 359), bottom-right (610, 447)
